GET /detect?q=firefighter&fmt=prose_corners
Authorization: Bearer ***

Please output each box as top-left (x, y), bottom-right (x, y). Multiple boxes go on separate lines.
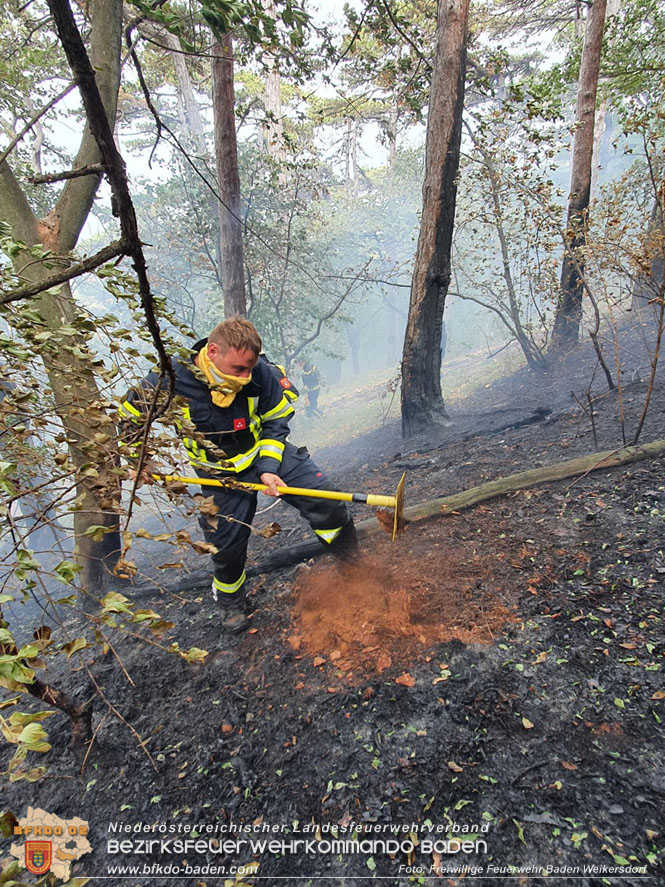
top-left (119, 318), bottom-right (357, 633)
top-left (301, 361), bottom-right (322, 417)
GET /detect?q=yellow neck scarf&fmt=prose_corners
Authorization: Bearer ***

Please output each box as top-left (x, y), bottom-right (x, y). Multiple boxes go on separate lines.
top-left (196, 345), bottom-right (252, 408)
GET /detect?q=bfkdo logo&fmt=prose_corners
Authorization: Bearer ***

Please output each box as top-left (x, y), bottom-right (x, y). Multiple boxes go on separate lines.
top-left (11, 808), bottom-right (91, 880)
top-left (25, 840), bottom-right (52, 874)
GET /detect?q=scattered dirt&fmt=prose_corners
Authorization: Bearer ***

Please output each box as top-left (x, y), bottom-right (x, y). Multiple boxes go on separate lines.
top-left (290, 550), bottom-right (518, 676)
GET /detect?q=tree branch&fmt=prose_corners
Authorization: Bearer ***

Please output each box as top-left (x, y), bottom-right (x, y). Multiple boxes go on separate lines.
top-left (53, 0), bottom-right (123, 252)
top-left (0, 240), bottom-right (127, 305)
top-left (28, 163), bottom-right (103, 185)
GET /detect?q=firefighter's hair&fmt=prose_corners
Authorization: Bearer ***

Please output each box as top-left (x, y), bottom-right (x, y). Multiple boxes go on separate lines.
top-left (208, 318), bottom-right (262, 356)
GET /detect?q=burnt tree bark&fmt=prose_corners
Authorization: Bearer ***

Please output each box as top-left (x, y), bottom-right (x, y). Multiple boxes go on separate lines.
top-left (550, 0), bottom-right (607, 350)
top-left (400, 0), bottom-right (470, 437)
top-left (212, 34), bottom-right (247, 318)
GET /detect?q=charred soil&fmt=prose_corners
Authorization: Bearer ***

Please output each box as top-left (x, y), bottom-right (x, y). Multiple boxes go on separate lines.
top-left (2, 342), bottom-right (665, 887)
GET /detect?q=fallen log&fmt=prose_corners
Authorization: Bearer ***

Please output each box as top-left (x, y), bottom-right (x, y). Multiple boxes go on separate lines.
top-left (249, 439), bottom-right (665, 576)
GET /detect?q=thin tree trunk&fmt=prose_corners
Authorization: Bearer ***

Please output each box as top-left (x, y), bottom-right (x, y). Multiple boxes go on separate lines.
top-left (400, 0), bottom-right (470, 437)
top-left (211, 33), bottom-right (246, 317)
top-left (551, 0), bottom-right (607, 350)
top-left (261, 0), bottom-right (286, 184)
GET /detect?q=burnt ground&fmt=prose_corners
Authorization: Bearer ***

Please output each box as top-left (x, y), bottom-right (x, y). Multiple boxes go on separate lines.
top-left (2, 332), bottom-right (665, 887)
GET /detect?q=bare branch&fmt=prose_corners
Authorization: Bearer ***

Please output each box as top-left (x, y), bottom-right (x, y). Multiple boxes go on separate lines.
top-left (46, 0), bottom-right (174, 404)
top-left (28, 163), bottom-right (104, 185)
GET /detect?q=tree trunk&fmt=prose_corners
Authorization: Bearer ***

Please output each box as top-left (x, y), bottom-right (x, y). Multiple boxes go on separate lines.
top-left (261, 0), bottom-right (286, 184)
top-left (550, 0), bottom-right (607, 350)
top-left (162, 29), bottom-right (206, 137)
top-left (0, 0), bottom-right (124, 593)
top-left (211, 33), bottom-right (247, 317)
top-left (400, 0), bottom-right (470, 437)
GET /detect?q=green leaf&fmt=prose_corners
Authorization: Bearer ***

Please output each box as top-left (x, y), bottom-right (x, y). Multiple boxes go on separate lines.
top-left (17, 722), bottom-right (50, 752)
top-left (83, 524), bottom-right (116, 542)
top-left (181, 647), bottom-right (209, 664)
top-left (54, 560), bottom-right (82, 584)
top-left (62, 637), bottom-right (88, 657)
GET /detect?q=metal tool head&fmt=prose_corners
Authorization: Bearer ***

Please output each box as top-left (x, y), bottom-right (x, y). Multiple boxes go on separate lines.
top-left (392, 472), bottom-right (406, 542)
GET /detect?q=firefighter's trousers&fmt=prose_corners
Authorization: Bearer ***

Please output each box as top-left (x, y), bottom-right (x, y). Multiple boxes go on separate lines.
top-left (196, 442), bottom-right (353, 606)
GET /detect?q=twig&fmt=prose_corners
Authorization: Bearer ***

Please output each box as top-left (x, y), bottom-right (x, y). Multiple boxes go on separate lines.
top-left (512, 760), bottom-right (549, 785)
top-left (84, 667), bottom-right (157, 770)
top-left (98, 630), bottom-right (135, 686)
top-left (586, 390), bottom-right (598, 451)
top-left (562, 444), bottom-right (627, 492)
top-left (632, 286), bottom-right (665, 445)
top-left (378, 0), bottom-right (432, 72)
top-left (81, 712), bottom-right (108, 774)
top-left (0, 81), bottom-right (76, 166)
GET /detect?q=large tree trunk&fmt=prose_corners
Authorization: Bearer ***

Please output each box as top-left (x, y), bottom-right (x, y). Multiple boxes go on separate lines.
top-left (550, 0), bottom-right (607, 350)
top-left (400, 0), bottom-right (470, 437)
top-left (211, 34), bottom-right (247, 318)
top-left (0, 0), bottom-right (124, 593)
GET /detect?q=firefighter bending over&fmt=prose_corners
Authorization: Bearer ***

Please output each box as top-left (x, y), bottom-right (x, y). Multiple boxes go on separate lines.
top-left (119, 318), bottom-right (357, 633)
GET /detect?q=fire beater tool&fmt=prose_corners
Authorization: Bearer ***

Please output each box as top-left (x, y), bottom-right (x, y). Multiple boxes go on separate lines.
top-left (154, 471), bottom-right (407, 541)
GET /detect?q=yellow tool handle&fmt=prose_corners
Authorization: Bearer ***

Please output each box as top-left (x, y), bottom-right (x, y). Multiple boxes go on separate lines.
top-left (365, 494), bottom-right (398, 508)
top-left (156, 474), bottom-right (396, 508)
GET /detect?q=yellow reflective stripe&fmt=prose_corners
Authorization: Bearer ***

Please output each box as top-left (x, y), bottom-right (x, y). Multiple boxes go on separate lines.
top-left (260, 396), bottom-right (294, 421)
top-left (117, 440), bottom-right (140, 457)
top-left (314, 527), bottom-right (342, 544)
top-left (188, 443), bottom-right (260, 473)
top-left (119, 400), bottom-right (142, 420)
top-left (284, 389), bottom-right (298, 402)
top-left (247, 397), bottom-right (261, 441)
top-left (213, 570), bottom-right (246, 595)
top-left (258, 439), bottom-right (285, 461)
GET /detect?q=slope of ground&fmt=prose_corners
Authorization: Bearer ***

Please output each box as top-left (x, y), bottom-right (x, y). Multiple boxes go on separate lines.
top-left (1, 336), bottom-right (664, 887)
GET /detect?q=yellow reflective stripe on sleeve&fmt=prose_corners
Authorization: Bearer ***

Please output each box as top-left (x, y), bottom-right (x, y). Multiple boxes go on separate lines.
top-left (258, 439), bottom-right (285, 461)
top-left (284, 389), bottom-right (298, 402)
top-left (260, 396), bottom-right (295, 421)
top-left (314, 527), bottom-right (343, 544)
top-left (119, 400), bottom-right (142, 420)
top-left (213, 570), bottom-right (246, 595)
top-left (188, 443), bottom-right (260, 473)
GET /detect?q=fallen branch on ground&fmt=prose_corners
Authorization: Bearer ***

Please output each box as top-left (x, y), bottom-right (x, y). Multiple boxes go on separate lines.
top-left (249, 439), bottom-right (665, 575)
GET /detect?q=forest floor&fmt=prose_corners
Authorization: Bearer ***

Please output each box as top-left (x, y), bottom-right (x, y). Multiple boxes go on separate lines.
top-left (2, 326), bottom-right (665, 887)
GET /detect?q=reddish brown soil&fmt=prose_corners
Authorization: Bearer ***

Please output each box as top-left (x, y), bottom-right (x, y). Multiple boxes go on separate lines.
top-left (289, 548), bottom-right (517, 677)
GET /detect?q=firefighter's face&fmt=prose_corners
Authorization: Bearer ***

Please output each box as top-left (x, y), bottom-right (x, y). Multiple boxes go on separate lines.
top-left (208, 344), bottom-right (258, 378)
